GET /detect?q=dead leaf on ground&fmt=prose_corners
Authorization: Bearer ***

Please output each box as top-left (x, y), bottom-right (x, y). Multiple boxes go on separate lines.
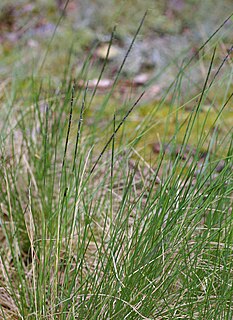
top-left (78, 79), bottom-right (114, 90)
top-left (96, 44), bottom-right (120, 60)
top-left (133, 73), bottom-right (150, 86)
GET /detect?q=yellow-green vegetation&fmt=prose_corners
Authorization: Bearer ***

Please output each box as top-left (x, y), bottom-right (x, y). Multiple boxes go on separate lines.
top-left (0, 1), bottom-right (233, 319)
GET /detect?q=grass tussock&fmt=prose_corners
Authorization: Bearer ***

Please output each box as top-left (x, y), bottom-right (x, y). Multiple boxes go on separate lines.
top-left (0, 11), bottom-right (233, 320)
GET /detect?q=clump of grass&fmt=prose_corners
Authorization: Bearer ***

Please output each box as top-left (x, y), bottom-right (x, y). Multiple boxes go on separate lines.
top-left (0, 12), bottom-right (233, 320)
